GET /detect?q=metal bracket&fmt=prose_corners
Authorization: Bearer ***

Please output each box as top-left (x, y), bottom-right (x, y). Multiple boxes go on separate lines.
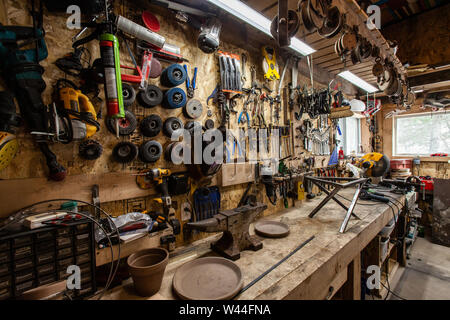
top-left (304, 176), bottom-right (368, 233)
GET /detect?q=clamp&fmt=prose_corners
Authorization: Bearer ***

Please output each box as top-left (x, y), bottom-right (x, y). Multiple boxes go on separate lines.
top-left (183, 65), bottom-right (197, 98)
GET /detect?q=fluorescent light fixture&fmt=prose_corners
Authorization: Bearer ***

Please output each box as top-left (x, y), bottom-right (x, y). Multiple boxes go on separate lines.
top-left (206, 0), bottom-right (316, 56)
top-left (338, 71), bottom-right (378, 93)
top-left (289, 37), bottom-right (316, 56)
top-left (412, 88), bottom-right (424, 93)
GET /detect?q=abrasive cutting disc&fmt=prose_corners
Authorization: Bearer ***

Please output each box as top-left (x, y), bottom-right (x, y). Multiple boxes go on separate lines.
top-left (149, 57), bottom-right (162, 78)
top-left (0, 133), bottom-right (18, 171)
top-left (184, 99), bottom-right (203, 119)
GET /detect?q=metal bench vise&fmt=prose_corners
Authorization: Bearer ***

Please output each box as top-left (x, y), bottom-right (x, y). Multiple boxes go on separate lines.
top-left (184, 202), bottom-right (268, 260)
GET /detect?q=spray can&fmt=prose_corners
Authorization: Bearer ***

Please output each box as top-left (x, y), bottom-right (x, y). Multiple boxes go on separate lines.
top-left (99, 33), bottom-right (124, 119)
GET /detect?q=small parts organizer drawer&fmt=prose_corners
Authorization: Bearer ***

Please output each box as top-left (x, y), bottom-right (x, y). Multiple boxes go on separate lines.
top-left (0, 220), bottom-right (96, 300)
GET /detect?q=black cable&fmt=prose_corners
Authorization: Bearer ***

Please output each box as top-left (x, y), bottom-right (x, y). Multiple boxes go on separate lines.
top-left (335, 193), bottom-right (379, 205)
top-left (336, 193), bottom-right (399, 226)
top-left (380, 275), bottom-right (407, 300)
top-left (1, 198), bottom-right (121, 300)
top-left (387, 201), bottom-right (398, 222)
top-left (37, 209), bottom-right (114, 300)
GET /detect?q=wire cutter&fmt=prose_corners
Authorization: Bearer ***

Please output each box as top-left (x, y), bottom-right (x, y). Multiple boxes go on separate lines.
top-left (183, 65), bottom-right (197, 98)
top-left (225, 134), bottom-right (243, 163)
top-left (238, 107), bottom-right (250, 127)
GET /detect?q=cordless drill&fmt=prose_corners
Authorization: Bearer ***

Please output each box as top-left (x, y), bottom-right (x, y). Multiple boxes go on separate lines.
top-left (146, 168), bottom-right (180, 235)
top-left (146, 168), bottom-right (172, 212)
top-left (0, 21), bottom-right (66, 180)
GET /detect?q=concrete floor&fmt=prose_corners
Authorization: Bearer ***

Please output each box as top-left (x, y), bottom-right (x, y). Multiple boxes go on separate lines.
top-left (388, 237), bottom-right (450, 300)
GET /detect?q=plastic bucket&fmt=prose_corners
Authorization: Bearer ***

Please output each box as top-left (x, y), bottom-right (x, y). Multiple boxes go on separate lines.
top-left (379, 218), bottom-right (395, 237)
top-left (127, 247), bottom-right (169, 296)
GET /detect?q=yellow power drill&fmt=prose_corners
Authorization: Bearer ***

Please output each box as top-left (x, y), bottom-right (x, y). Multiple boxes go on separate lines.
top-left (146, 168), bottom-right (172, 210)
top-left (146, 168), bottom-right (181, 235)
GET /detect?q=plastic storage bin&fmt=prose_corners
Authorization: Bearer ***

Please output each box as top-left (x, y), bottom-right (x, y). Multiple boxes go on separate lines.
top-left (380, 236), bottom-right (390, 262)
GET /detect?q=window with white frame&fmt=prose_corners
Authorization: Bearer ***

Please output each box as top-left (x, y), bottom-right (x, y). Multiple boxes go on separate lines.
top-left (393, 112), bottom-right (450, 156)
top-left (337, 116), bottom-right (362, 156)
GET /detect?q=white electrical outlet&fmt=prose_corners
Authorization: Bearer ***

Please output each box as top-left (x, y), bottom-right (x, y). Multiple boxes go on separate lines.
top-left (181, 202), bottom-right (192, 221)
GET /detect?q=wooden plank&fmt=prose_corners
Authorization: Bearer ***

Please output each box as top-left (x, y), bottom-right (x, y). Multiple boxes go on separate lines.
top-left (350, 64), bottom-right (375, 73)
top-left (324, 267), bottom-right (348, 300)
top-left (408, 69), bottom-right (450, 87)
top-left (310, 37), bottom-right (336, 50)
top-left (220, 163), bottom-right (255, 187)
top-left (304, 32), bottom-right (328, 44)
top-left (95, 228), bottom-right (173, 266)
top-left (340, 255), bottom-right (362, 300)
top-left (378, 260), bottom-right (400, 298)
top-left (354, 70), bottom-right (375, 77)
top-left (0, 172), bottom-right (156, 217)
top-left (315, 54), bottom-right (342, 66)
top-left (0, 0), bottom-right (8, 24)
top-left (327, 61), bottom-right (374, 73)
top-left (313, 45), bottom-right (338, 60)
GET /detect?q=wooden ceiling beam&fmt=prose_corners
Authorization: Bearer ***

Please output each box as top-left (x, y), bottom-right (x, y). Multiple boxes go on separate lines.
top-left (327, 60), bottom-right (374, 73)
top-left (408, 69), bottom-right (450, 87)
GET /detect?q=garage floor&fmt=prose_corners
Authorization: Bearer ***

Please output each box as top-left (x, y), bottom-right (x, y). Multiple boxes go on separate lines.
top-left (388, 237), bottom-right (450, 300)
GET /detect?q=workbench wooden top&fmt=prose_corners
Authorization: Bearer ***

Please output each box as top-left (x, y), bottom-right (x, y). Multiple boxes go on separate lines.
top-left (100, 190), bottom-right (411, 300)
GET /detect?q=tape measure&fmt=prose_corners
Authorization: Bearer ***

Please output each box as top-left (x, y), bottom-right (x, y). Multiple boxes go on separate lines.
top-left (262, 46), bottom-right (280, 81)
top-left (0, 132), bottom-right (18, 171)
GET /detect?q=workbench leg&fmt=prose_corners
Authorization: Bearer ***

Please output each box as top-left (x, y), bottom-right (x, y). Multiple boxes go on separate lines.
top-left (341, 254), bottom-right (361, 300)
top-left (396, 214), bottom-right (407, 267)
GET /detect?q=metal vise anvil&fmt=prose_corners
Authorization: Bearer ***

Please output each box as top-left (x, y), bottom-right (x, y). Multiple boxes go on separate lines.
top-left (184, 202), bottom-right (268, 260)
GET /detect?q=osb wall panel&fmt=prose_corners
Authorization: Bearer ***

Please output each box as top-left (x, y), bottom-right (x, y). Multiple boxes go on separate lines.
top-left (376, 101), bottom-right (449, 179)
top-left (360, 118), bottom-right (372, 154)
top-left (0, 0), bottom-right (340, 246)
top-left (381, 4), bottom-right (450, 66)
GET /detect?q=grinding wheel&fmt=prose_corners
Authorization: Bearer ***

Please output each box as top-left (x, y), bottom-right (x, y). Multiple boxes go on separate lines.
top-left (184, 99), bottom-right (203, 119)
top-left (149, 57), bottom-right (162, 79)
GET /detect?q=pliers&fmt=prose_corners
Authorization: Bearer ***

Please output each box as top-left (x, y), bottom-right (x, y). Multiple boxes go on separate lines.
top-left (225, 134), bottom-right (243, 163)
top-left (184, 65), bottom-right (197, 98)
top-left (238, 107), bottom-right (250, 127)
